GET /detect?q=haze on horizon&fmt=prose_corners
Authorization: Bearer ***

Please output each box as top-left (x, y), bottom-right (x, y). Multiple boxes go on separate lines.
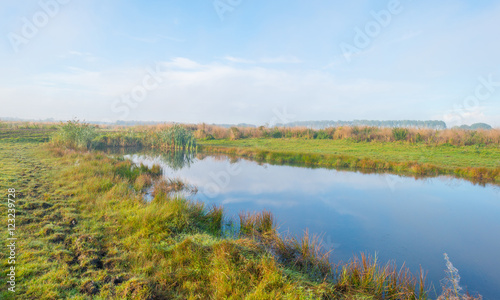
top-left (1, 0), bottom-right (499, 127)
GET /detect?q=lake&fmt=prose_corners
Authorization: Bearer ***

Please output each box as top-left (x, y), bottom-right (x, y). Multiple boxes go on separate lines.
top-left (124, 150), bottom-right (500, 299)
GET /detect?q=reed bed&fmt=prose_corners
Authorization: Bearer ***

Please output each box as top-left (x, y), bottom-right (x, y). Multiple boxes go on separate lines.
top-left (52, 121), bottom-right (197, 151)
top-left (8, 120), bottom-right (500, 147)
top-left (46, 121), bottom-right (500, 154)
top-left (194, 124), bottom-right (500, 146)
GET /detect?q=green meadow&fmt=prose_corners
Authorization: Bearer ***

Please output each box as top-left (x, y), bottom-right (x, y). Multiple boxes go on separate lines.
top-left (200, 138), bottom-right (500, 184)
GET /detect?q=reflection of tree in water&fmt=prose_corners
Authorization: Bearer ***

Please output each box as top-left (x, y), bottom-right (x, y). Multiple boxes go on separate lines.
top-left (101, 147), bottom-right (197, 170)
top-left (196, 153), bottom-right (240, 164)
top-left (102, 146), bottom-right (143, 155)
top-left (155, 151), bottom-right (197, 170)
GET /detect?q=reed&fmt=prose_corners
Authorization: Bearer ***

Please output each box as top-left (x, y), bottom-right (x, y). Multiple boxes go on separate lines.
top-left (272, 230), bottom-right (333, 281)
top-left (335, 253), bottom-right (428, 299)
top-left (144, 124), bottom-right (197, 151)
top-left (206, 205), bottom-right (224, 235)
top-left (238, 210), bottom-right (275, 236)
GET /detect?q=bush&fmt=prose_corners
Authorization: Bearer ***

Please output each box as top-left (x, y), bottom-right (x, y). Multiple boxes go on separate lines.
top-left (392, 128), bottom-right (409, 141)
top-left (53, 120), bottom-right (98, 150)
top-left (230, 127), bottom-right (242, 140)
top-left (316, 130), bottom-right (331, 139)
top-left (271, 130), bottom-right (283, 138)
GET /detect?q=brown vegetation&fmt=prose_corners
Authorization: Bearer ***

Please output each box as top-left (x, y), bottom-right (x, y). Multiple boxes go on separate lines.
top-left (192, 124), bottom-right (500, 146)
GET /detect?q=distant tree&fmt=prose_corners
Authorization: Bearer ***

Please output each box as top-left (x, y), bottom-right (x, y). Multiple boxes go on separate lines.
top-left (470, 123), bottom-right (492, 130)
top-left (281, 120), bottom-right (447, 129)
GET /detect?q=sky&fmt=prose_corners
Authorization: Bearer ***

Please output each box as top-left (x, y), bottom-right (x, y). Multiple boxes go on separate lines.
top-left (0, 0), bottom-right (499, 127)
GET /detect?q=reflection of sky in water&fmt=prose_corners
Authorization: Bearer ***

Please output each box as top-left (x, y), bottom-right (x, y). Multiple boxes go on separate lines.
top-left (126, 153), bottom-right (500, 299)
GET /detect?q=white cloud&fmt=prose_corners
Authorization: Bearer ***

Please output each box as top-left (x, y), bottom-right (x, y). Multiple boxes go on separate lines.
top-left (120, 33), bottom-right (185, 43)
top-left (164, 57), bottom-right (204, 70)
top-left (442, 108), bottom-right (498, 127)
top-left (1, 56), bottom-right (498, 126)
top-left (260, 56), bottom-right (302, 64)
top-left (224, 56), bottom-right (255, 64)
top-left (393, 30), bottom-right (424, 43)
top-left (224, 55), bottom-right (302, 65)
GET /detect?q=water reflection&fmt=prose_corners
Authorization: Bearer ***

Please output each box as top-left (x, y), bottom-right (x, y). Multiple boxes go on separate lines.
top-left (122, 150), bottom-right (500, 299)
top-left (106, 147), bottom-right (197, 170)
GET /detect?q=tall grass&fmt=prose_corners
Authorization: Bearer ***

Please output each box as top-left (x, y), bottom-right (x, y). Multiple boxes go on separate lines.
top-left (336, 254), bottom-right (428, 299)
top-left (272, 229), bottom-right (333, 281)
top-left (238, 210), bottom-right (275, 236)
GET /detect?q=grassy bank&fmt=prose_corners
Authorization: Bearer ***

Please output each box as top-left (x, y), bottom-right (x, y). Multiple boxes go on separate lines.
top-left (200, 138), bottom-right (500, 184)
top-left (0, 128), bottom-right (440, 299)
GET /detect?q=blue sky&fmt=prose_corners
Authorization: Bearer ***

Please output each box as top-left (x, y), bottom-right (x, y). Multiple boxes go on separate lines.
top-left (1, 0), bottom-right (499, 126)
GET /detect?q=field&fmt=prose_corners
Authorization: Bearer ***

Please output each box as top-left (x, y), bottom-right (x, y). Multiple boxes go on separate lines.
top-left (200, 138), bottom-right (500, 184)
top-left (0, 125), bottom-right (483, 299)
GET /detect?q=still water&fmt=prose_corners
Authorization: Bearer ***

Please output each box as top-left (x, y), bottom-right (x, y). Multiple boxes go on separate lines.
top-left (124, 151), bottom-right (500, 299)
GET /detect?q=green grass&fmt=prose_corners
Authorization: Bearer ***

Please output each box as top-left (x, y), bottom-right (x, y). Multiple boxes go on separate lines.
top-left (200, 138), bottom-right (500, 184)
top-left (0, 129), bottom-right (439, 299)
top-left (0, 128), bottom-right (54, 144)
